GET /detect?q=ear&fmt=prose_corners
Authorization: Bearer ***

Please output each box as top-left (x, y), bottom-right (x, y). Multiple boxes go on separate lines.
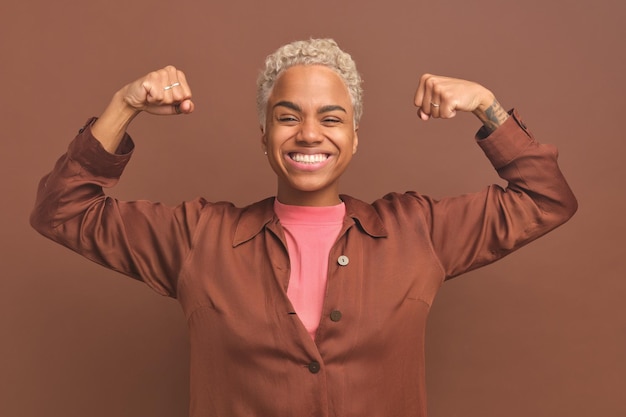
top-left (260, 124), bottom-right (267, 152)
top-left (352, 126), bottom-right (359, 155)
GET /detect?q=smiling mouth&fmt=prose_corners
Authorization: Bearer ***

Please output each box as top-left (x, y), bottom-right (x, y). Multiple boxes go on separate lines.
top-left (289, 153), bottom-right (329, 164)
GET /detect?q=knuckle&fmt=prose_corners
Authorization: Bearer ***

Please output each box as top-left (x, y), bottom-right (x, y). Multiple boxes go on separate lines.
top-left (425, 77), bottom-right (437, 89)
top-left (418, 73), bottom-right (431, 88)
top-left (440, 90), bottom-right (453, 101)
top-left (145, 71), bottom-right (159, 83)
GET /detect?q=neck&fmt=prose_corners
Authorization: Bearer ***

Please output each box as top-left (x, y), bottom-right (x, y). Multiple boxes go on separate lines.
top-left (276, 185), bottom-right (342, 207)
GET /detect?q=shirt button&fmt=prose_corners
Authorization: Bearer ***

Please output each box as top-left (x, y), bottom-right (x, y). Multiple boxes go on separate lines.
top-left (308, 361), bottom-right (321, 374)
top-left (337, 255), bottom-right (349, 266)
top-left (330, 310), bottom-right (343, 322)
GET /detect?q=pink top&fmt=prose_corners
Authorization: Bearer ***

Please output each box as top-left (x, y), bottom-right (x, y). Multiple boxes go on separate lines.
top-left (274, 200), bottom-right (345, 340)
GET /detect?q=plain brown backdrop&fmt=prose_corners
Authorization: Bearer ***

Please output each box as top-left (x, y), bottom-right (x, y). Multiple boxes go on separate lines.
top-left (1, 0), bottom-right (624, 416)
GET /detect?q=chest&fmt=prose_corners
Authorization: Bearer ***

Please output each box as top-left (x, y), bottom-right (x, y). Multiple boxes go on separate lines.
top-left (177, 222), bottom-right (444, 346)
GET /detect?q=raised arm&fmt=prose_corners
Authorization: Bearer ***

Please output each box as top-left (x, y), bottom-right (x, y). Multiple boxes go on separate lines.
top-left (406, 74), bottom-right (577, 278)
top-left (30, 67), bottom-right (202, 297)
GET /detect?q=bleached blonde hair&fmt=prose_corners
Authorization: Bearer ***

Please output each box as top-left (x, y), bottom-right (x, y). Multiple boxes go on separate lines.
top-left (256, 38), bottom-right (363, 129)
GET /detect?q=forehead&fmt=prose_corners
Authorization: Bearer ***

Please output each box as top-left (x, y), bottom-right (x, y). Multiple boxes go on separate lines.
top-left (269, 65), bottom-right (352, 108)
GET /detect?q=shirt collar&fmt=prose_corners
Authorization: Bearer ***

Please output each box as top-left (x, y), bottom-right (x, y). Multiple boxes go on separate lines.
top-left (232, 195), bottom-right (388, 247)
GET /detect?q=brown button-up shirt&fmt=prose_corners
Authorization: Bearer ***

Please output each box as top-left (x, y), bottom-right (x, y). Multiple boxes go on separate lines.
top-left (31, 110), bottom-right (577, 416)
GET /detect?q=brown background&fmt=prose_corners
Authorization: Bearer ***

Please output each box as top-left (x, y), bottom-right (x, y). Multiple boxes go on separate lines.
top-left (1, 0), bottom-right (624, 416)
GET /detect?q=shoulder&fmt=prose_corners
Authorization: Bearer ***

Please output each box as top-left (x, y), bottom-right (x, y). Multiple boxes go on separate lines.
top-left (341, 192), bottom-right (435, 237)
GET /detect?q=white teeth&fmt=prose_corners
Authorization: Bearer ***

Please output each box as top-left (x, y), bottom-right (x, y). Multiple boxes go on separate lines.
top-left (290, 153), bottom-right (328, 163)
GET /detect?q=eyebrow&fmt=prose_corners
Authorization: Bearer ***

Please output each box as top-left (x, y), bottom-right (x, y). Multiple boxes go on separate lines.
top-left (273, 101), bottom-right (347, 114)
top-left (318, 105), bottom-right (347, 114)
top-left (273, 101), bottom-right (302, 112)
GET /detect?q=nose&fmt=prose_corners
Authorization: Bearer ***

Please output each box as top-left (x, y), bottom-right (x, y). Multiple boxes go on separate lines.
top-left (295, 119), bottom-right (323, 145)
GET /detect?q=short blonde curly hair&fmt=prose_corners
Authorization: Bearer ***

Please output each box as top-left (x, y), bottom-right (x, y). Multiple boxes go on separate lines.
top-left (256, 38), bottom-right (363, 128)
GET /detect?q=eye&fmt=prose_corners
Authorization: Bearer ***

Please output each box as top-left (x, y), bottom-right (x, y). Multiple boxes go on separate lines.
top-left (277, 115), bottom-right (299, 124)
top-left (322, 117), bottom-right (342, 126)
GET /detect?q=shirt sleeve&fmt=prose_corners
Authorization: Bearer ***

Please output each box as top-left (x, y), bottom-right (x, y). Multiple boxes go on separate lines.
top-left (404, 109), bottom-right (578, 279)
top-left (30, 119), bottom-right (207, 297)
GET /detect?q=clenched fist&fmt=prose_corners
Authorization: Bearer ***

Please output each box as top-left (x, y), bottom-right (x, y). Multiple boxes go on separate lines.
top-left (121, 65), bottom-right (194, 116)
top-left (413, 74), bottom-right (508, 132)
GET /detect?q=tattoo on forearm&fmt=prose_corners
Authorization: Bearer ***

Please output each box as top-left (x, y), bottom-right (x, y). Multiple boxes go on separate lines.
top-left (479, 99), bottom-right (509, 134)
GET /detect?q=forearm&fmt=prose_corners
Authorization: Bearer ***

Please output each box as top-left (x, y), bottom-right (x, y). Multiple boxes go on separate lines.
top-left (472, 97), bottom-right (510, 135)
top-left (92, 89), bottom-right (141, 153)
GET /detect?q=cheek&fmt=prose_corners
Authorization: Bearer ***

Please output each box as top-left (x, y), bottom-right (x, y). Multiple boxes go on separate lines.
top-left (265, 155), bottom-right (283, 177)
top-left (266, 149), bottom-right (287, 172)
top-left (264, 128), bottom-right (292, 150)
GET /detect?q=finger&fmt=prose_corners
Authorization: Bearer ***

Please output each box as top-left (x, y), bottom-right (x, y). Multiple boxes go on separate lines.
top-left (415, 74), bottom-right (433, 121)
top-left (175, 69), bottom-right (193, 101)
top-left (162, 65), bottom-right (180, 101)
top-left (145, 66), bottom-right (192, 114)
top-left (144, 68), bottom-right (172, 104)
top-left (440, 106), bottom-right (457, 119)
top-left (413, 74), bottom-right (427, 108)
top-left (163, 67), bottom-right (193, 108)
top-left (439, 97), bottom-right (458, 119)
top-left (171, 99), bottom-right (195, 115)
top-left (437, 87), bottom-right (460, 119)
top-left (429, 94), bottom-right (442, 119)
top-left (168, 68), bottom-right (193, 115)
top-left (420, 75), bottom-right (436, 119)
top-left (150, 65), bottom-right (180, 105)
top-left (142, 77), bottom-right (162, 105)
top-left (417, 108), bottom-right (430, 121)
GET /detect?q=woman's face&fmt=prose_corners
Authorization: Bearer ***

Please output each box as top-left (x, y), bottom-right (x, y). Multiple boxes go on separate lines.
top-left (262, 65), bottom-right (358, 206)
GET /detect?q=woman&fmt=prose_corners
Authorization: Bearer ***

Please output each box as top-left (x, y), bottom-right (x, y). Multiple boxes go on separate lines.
top-left (31, 38), bottom-right (577, 417)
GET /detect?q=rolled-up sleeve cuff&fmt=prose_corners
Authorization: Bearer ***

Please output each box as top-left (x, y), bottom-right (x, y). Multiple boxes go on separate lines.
top-left (67, 117), bottom-right (135, 179)
top-left (476, 109), bottom-right (535, 169)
